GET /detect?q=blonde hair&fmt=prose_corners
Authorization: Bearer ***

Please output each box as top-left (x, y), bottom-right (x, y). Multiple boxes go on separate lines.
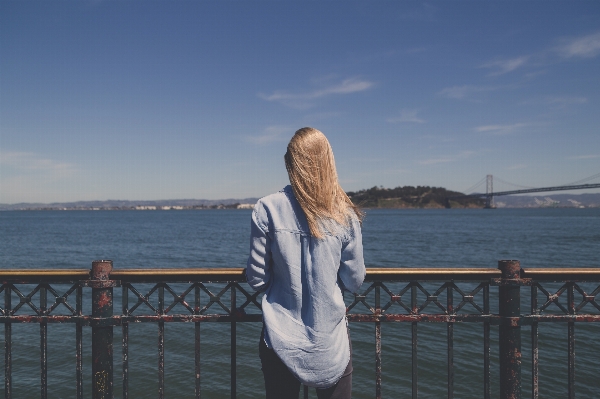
top-left (285, 127), bottom-right (363, 239)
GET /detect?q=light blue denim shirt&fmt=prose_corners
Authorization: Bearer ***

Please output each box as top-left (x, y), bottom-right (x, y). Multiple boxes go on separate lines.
top-left (246, 185), bottom-right (365, 388)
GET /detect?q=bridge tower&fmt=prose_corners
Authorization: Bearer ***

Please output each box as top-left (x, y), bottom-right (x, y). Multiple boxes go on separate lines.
top-left (485, 174), bottom-right (495, 209)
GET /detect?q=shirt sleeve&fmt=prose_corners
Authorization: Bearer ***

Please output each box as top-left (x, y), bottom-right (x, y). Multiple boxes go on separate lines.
top-left (338, 217), bottom-right (365, 293)
top-left (246, 206), bottom-right (272, 292)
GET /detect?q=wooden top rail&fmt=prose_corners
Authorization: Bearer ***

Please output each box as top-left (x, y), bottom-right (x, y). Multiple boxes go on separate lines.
top-left (1, 266), bottom-right (598, 283)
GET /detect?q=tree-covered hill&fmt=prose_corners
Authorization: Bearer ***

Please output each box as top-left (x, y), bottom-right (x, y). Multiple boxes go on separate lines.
top-left (346, 186), bottom-right (485, 209)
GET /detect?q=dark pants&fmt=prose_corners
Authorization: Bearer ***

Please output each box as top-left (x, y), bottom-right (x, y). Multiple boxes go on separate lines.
top-left (259, 329), bottom-right (353, 399)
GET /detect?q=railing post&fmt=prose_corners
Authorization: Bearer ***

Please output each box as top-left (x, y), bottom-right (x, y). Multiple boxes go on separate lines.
top-left (91, 260), bottom-right (114, 399)
top-left (5, 284), bottom-right (12, 399)
top-left (375, 282), bottom-right (381, 399)
top-left (498, 260), bottom-right (521, 399)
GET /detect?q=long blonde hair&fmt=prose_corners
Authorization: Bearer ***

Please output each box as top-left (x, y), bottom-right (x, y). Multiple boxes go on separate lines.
top-left (285, 127), bottom-right (363, 238)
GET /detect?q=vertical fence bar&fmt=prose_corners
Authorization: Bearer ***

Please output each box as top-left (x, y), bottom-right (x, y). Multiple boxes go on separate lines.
top-left (483, 283), bottom-right (490, 399)
top-left (498, 260), bottom-right (521, 399)
top-left (40, 284), bottom-right (47, 399)
top-left (91, 260), bottom-right (114, 399)
top-left (158, 284), bottom-right (165, 399)
top-left (230, 283), bottom-right (237, 399)
top-left (303, 385), bottom-right (309, 399)
top-left (411, 283), bottom-right (418, 399)
top-left (4, 284), bottom-right (12, 399)
top-left (375, 282), bottom-right (381, 399)
top-left (195, 284), bottom-right (201, 399)
top-left (122, 284), bottom-right (129, 399)
top-left (531, 284), bottom-right (538, 399)
top-left (447, 283), bottom-right (454, 399)
top-left (567, 282), bottom-right (575, 399)
top-left (76, 284), bottom-right (83, 399)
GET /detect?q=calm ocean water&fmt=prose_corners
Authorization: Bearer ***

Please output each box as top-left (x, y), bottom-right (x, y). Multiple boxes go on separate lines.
top-left (1, 208), bottom-right (599, 398)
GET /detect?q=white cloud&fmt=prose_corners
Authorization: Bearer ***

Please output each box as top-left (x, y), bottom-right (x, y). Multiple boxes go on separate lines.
top-left (1, 151), bottom-right (77, 176)
top-left (506, 164), bottom-right (527, 170)
top-left (0, 151), bottom-right (80, 203)
top-left (258, 78), bottom-right (374, 108)
top-left (437, 85), bottom-right (496, 100)
top-left (557, 32), bottom-right (600, 59)
top-left (481, 56), bottom-right (529, 76)
top-left (474, 123), bottom-right (528, 135)
top-left (245, 126), bottom-right (290, 144)
top-left (567, 154), bottom-right (600, 160)
top-left (520, 96), bottom-right (587, 107)
top-left (418, 157), bottom-right (454, 165)
top-left (387, 109), bottom-right (425, 124)
top-left (479, 31), bottom-right (600, 78)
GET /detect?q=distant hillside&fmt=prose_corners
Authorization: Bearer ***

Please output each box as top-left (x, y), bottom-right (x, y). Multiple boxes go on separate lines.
top-left (0, 198), bottom-right (260, 211)
top-left (3, 191), bottom-right (598, 211)
top-left (494, 193), bottom-right (600, 208)
top-left (347, 186), bottom-right (484, 209)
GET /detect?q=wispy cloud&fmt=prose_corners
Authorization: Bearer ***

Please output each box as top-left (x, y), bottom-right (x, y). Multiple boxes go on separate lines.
top-left (258, 77), bottom-right (374, 109)
top-left (506, 164), bottom-right (528, 170)
top-left (245, 126), bottom-right (290, 144)
top-left (418, 150), bottom-right (475, 165)
top-left (437, 85), bottom-right (497, 100)
top-left (557, 32), bottom-right (600, 59)
top-left (387, 109), bottom-right (425, 124)
top-left (474, 123), bottom-right (529, 135)
top-left (481, 56), bottom-right (529, 76)
top-left (480, 31), bottom-right (600, 77)
top-left (1, 151), bottom-right (77, 176)
top-left (567, 154), bottom-right (600, 160)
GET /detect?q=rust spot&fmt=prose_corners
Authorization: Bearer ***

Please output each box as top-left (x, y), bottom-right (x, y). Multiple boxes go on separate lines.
top-left (97, 292), bottom-right (111, 308)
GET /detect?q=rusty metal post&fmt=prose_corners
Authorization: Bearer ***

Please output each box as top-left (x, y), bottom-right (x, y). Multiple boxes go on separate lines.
top-left (194, 284), bottom-right (201, 399)
top-left (91, 260), bottom-right (114, 399)
top-left (411, 283), bottom-right (418, 399)
top-left (498, 260), bottom-right (521, 399)
top-left (375, 282), bottom-right (382, 399)
top-left (567, 282), bottom-right (575, 399)
top-left (230, 283), bottom-right (237, 399)
top-left (40, 284), bottom-right (48, 399)
top-left (447, 283), bottom-right (454, 399)
top-left (5, 284), bottom-right (12, 399)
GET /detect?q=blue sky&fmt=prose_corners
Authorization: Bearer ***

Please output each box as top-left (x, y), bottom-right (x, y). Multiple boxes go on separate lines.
top-left (1, 1), bottom-right (599, 204)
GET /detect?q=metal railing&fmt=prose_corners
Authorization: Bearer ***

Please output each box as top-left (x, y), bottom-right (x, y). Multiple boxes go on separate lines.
top-left (1, 260), bottom-right (599, 398)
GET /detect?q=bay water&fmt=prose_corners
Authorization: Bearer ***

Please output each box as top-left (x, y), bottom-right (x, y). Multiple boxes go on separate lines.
top-left (1, 208), bottom-right (599, 398)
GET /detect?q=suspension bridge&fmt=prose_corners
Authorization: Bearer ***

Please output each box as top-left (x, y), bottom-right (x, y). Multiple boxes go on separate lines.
top-left (449, 172), bottom-right (600, 208)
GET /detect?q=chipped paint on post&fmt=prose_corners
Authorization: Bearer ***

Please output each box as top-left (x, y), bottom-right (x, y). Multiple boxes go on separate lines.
top-left (498, 260), bottom-right (522, 399)
top-left (91, 260), bottom-right (114, 399)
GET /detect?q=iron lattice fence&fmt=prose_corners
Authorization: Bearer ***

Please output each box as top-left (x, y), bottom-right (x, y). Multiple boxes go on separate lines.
top-left (1, 260), bottom-right (600, 399)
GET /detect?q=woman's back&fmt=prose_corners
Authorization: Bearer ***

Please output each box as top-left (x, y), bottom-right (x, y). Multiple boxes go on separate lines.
top-left (246, 127), bottom-right (365, 397)
top-left (247, 185), bottom-right (364, 387)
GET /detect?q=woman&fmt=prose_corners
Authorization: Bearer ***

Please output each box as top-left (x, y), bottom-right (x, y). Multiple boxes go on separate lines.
top-left (246, 127), bottom-right (365, 399)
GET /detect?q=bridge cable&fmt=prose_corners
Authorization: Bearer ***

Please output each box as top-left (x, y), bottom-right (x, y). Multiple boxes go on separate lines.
top-left (462, 176), bottom-right (487, 195)
top-left (565, 172), bottom-right (600, 186)
top-left (493, 177), bottom-right (536, 190)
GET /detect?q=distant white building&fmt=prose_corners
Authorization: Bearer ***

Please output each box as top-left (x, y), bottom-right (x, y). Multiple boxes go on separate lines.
top-left (534, 197), bottom-right (559, 207)
top-left (135, 206), bottom-right (156, 210)
top-left (237, 203), bottom-right (255, 209)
